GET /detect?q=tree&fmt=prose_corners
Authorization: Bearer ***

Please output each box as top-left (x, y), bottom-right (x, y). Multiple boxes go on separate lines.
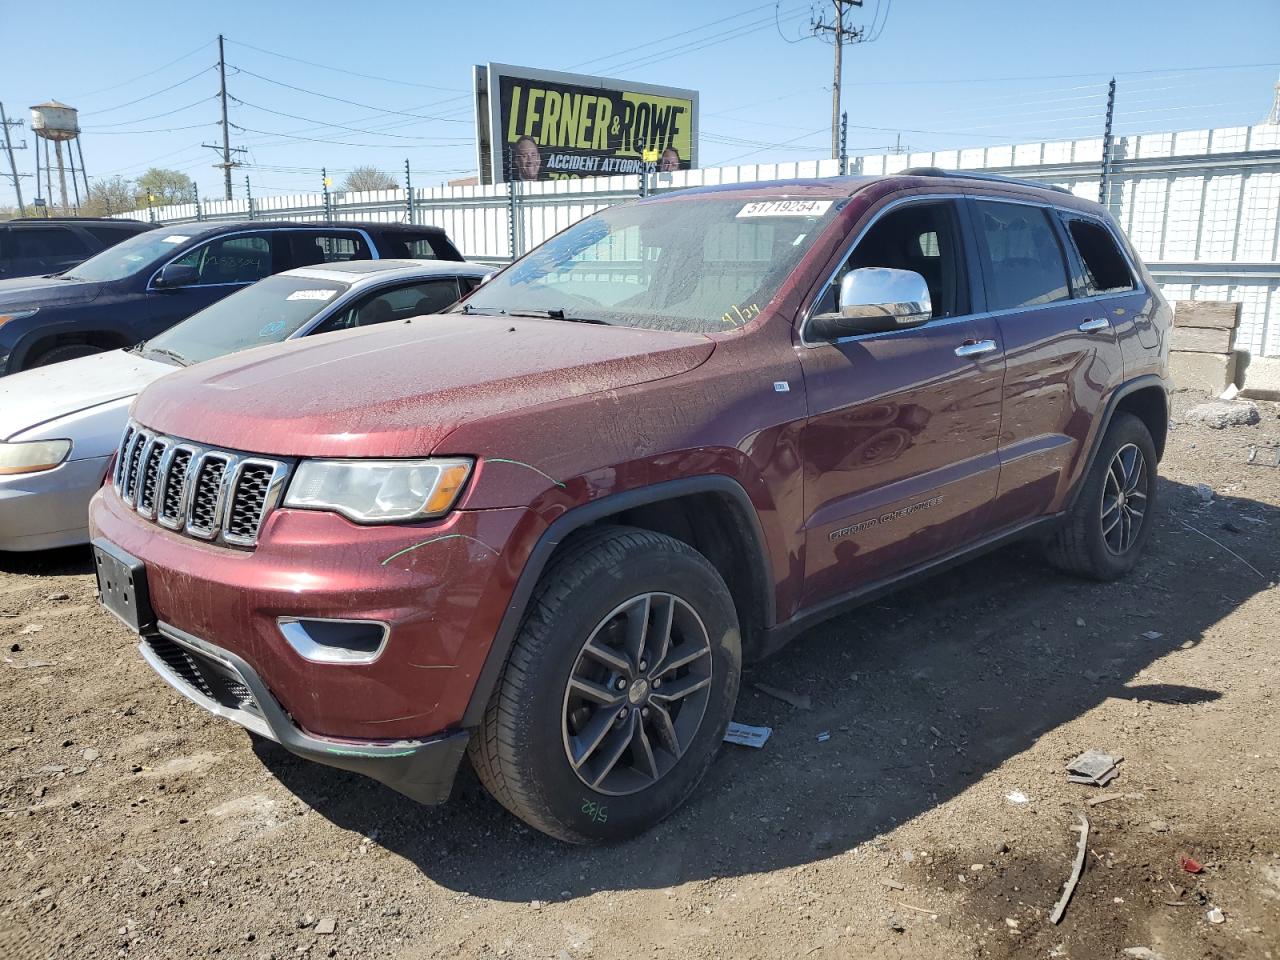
top-left (135, 168), bottom-right (196, 206)
top-left (342, 166), bottom-right (398, 192)
top-left (82, 175), bottom-right (140, 217)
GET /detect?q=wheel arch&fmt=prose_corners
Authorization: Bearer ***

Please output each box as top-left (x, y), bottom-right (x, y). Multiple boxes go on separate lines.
top-left (461, 476), bottom-right (775, 728)
top-left (1066, 374), bottom-right (1168, 511)
top-left (12, 324), bottom-right (135, 372)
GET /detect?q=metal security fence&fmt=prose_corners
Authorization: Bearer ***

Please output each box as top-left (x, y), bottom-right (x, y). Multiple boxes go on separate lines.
top-left (118, 126), bottom-right (1280, 356)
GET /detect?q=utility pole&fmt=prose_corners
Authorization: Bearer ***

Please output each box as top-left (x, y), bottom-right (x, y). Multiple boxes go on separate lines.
top-left (1099, 77), bottom-right (1116, 204)
top-left (0, 102), bottom-right (28, 215)
top-left (201, 35), bottom-right (246, 199)
top-left (811, 0), bottom-right (864, 160)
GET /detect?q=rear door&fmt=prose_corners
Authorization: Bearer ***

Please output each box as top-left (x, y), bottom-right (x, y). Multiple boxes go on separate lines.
top-left (796, 197), bottom-right (1005, 608)
top-left (969, 197), bottom-right (1127, 529)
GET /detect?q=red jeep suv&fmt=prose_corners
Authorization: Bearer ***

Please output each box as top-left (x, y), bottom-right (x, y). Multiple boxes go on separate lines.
top-left (90, 171), bottom-right (1171, 843)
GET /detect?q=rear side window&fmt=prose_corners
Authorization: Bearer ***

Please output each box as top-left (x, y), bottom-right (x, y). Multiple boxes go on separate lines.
top-left (289, 232), bottom-right (371, 267)
top-left (1062, 216), bottom-right (1135, 296)
top-left (973, 200), bottom-right (1071, 310)
top-left (311, 278), bottom-right (462, 335)
top-left (11, 226), bottom-right (86, 259)
top-left (374, 231), bottom-right (459, 261)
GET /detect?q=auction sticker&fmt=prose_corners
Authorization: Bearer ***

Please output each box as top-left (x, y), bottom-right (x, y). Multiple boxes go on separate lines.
top-left (737, 200), bottom-right (833, 218)
top-left (285, 289), bottom-right (338, 301)
top-left (161, 235), bottom-right (191, 244)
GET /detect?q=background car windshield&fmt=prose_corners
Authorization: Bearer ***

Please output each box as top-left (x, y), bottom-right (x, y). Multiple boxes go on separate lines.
top-left (145, 275), bottom-right (352, 364)
top-left (462, 197), bottom-right (841, 333)
top-left (64, 230), bottom-right (199, 283)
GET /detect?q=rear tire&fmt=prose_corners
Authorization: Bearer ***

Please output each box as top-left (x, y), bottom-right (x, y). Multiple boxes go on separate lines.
top-left (468, 526), bottom-right (741, 844)
top-left (1044, 412), bottom-right (1157, 580)
top-left (30, 343), bottom-right (104, 368)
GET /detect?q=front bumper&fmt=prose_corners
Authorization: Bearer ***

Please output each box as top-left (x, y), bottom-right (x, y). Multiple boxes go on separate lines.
top-left (140, 621), bottom-right (469, 804)
top-left (90, 483), bottom-right (542, 741)
top-left (0, 455), bottom-right (110, 551)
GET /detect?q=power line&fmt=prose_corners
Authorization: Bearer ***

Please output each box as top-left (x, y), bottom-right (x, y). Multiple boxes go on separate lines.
top-left (68, 41), bottom-right (212, 101)
top-left (231, 123), bottom-right (472, 150)
top-left (79, 65), bottom-right (216, 116)
top-left (229, 66), bottom-right (471, 124)
top-left (224, 37), bottom-right (465, 92)
top-left (81, 96), bottom-right (217, 129)
top-left (229, 97), bottom-right (472, 141)
top-left (569, 2), bottom-right (779, 71)
top-left (602, 5), bottom-right (810, 76)
top-left (88, 122), bottom-right (217, 135)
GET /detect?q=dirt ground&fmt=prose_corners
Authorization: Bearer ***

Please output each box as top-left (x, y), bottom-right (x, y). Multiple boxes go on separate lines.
top-left (1, 392), bottom-right (1277, 960)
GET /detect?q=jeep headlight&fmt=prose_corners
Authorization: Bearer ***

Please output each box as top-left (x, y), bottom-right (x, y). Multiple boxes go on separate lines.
top-left (0, 439), bottom-right (72, 475)
top-left (283, 458), bottom-right (472, 523)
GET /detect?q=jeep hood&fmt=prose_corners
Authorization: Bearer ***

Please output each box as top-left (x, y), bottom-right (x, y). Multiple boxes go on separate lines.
top-left (0, 275), bottom-right (104, 307)
top-left (131, 313), bottom-right (715, 457)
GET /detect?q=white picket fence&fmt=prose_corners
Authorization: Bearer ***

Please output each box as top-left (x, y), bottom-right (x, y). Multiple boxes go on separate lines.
top-left (119, 125), bottom-right (1280, 356)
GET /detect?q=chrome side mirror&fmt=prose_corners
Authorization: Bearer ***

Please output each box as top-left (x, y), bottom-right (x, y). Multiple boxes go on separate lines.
top-left (809, 267), bottom-right (932, 340)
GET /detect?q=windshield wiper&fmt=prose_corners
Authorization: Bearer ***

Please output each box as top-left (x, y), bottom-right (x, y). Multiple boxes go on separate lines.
top-left (506, 308), bottom-right (612, 325)
top-left (145, 346), bottom-right (190, 367)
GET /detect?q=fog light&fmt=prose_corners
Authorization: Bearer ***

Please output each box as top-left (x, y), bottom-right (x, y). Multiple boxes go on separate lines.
top-left (277, 617), bottom-right (389, 664)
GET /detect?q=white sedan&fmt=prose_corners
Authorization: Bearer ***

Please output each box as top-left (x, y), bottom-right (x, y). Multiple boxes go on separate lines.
top-left (0, 258), bottom-right (492, 551)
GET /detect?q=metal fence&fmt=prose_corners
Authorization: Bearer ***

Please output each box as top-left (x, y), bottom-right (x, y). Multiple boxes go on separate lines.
top-left (119, 124), bottom-right (1280, 357)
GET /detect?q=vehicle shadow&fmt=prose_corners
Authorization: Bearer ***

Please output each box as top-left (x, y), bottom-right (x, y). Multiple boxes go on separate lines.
top-left (256, 475), bottom-right (1274, 902)
top-left (0, 544), bottom-right (93, 577)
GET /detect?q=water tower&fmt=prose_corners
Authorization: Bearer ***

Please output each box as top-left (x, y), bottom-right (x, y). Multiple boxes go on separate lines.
top-left (30, 100), bottom-right (90, 214)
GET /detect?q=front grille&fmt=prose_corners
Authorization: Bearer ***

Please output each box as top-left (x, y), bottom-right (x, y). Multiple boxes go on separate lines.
top-left (113, 420), bottom-right (289, 549)
top-left (144, 634), bottom-right (261, 716)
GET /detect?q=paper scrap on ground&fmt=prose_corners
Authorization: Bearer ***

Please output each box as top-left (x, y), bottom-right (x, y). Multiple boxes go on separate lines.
top-left (724, 722), bottom-right (772, 749)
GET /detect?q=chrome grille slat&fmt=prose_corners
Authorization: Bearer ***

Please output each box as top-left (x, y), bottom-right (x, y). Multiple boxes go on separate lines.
top-left (112, 420), bottom-right (289, 550)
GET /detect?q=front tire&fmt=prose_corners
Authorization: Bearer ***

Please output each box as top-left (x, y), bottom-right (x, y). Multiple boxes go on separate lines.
top-left (1044, 412), bottom-right (1158, 580)
top-left (468, 526), bottom-right (741, 844)
top-left (30, 343), bottom-right (104, 368)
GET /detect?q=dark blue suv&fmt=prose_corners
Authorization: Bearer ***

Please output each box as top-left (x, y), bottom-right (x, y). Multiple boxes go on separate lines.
top-left (0, 220), bottom-right (463, 374)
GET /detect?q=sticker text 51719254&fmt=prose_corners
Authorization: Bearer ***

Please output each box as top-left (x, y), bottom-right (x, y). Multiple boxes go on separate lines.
top-left (736, 200), bottom-right (833, 219)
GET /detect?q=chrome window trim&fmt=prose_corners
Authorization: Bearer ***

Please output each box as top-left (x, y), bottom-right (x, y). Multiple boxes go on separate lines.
top-left (145, 226), bottom-right (381, 293)
top-left (799, 191), bottom-right (1147, 349)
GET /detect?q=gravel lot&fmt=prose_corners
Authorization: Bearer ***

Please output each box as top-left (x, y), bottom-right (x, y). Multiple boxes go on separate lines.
top-left (2, 392), bottom-right (1278, 960)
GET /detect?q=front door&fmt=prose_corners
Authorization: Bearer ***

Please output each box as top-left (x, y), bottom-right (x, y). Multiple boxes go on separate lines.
top-left (144, 232), bottom-right (280, 339)
top-left (797, 198), bottom-right (1005, 609)
top-left (967, 198), bottom-right (1129, 529)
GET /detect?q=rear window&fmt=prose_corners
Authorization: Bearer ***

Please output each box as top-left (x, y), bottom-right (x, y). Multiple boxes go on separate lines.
top-left (1063, 217), bottom-right (1135, 296)
top-left (373, 231), bottom-right (460, 261)
top-left (973, 200), bottom-right (1071, 311)
top-left (85, 225), bottom-right (145, 247)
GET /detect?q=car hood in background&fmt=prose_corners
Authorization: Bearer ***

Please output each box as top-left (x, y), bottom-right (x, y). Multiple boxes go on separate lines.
top-left (0, 349), bottom-right (172, 442)
top-left (0, 275), bottom-right (105, 308)
top-left (132, 314), bottom-right (716, 458)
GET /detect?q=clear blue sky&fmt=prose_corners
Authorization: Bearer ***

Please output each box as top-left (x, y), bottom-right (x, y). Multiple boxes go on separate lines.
top-left (1, 0), bottom-right (1277, 205)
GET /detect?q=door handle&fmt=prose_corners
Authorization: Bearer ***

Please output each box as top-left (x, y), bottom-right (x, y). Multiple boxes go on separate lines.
top-left (954, 339), bottom-right (998, 358)
top-left (1078, 318), bottom-right (1110, 332)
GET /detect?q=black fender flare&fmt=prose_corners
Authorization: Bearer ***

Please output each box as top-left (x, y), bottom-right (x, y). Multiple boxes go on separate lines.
top-left (460, 475), bottom-right (775, 728)
top-left (1065, 373), bottom-right (1169, 511)
top-left (9, 317), bottom-right (138, 372)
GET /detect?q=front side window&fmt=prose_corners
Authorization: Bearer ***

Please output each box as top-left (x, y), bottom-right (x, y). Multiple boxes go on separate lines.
top-left (814, 200), bottom-right (968, 320)
top-left (1063, 216), bottom-right (1135, 297)
top-left (462, 197), bottom-right (841, 333)
top-left (65, 229), bottom-right (198, 283)
top-left (143, 275), bottom-right (352, 365)
top-left (312, 279), bottom-right (463, 334)
top-left (973, 200), bottom-right (1071, 310)
top-left (171, 234), bottom-right (273, 285)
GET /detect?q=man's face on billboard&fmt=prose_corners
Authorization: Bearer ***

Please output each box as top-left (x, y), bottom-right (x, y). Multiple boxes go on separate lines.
top-left (514, 138), bottom-right (541, 180)
top-left (659, 148), bottom-right (680, 172)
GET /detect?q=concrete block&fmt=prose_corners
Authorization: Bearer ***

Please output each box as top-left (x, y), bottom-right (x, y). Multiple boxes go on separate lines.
top-left (1170, 350), bottom-right (1238, 394)
top-left (1239, 354), bottom-right (1280, 401)
top-left (1172, 326), bottom-right (1234, 354)
top-left (1174, 300), bottom-right (1241, 329)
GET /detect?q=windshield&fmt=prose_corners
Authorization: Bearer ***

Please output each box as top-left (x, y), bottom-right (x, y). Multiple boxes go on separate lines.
top-left (64, 229), bottom-right (201, 283)
top-left (143, 275), bottom-right (351, 365)
top-left (461, 197), bottom-right (841, 333)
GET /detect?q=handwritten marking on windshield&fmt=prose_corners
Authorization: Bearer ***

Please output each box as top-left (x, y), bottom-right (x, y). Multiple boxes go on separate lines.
top-left (722, 303), bottom-right (761, 327)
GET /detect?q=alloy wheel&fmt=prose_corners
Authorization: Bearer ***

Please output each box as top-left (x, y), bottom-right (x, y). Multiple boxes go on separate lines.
top-left (1100, 442), bottom-right (1148, 555)
top-left (561, 592), bottom-right (713, 797)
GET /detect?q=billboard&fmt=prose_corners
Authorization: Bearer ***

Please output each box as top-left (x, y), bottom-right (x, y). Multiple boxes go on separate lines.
top-left (474, 63), bottom-right (698, 185)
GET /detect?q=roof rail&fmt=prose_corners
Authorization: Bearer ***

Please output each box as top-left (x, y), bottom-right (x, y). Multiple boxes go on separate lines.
top-left (900, 167), bottom-right (1073, 195)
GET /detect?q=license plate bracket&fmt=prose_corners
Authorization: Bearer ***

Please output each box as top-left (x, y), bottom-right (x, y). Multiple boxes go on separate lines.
top-left (93, 539), bottom-right (155, 633)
